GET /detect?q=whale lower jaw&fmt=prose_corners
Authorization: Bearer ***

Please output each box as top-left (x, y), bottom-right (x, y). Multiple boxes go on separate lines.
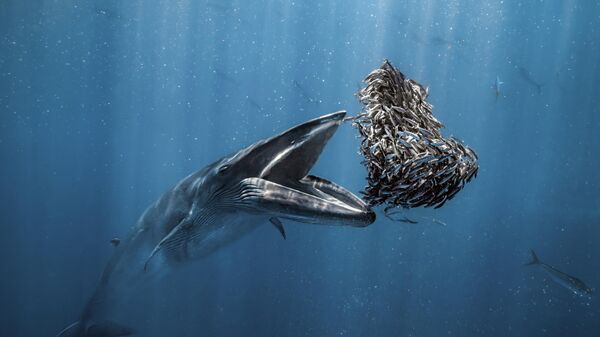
top-left (238, 176), bottom-right (375, 227)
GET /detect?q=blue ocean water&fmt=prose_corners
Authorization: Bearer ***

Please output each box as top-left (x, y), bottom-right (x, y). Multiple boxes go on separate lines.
top-left (1, 0), bottom-right (599, 336)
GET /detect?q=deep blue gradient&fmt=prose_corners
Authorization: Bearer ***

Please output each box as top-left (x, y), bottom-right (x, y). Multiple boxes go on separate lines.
top-left (1, 1), bottom-right (600, 336)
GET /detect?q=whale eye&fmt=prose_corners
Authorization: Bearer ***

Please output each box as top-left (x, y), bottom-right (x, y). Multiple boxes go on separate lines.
top-left (218, 164), bottom-right (230, 175)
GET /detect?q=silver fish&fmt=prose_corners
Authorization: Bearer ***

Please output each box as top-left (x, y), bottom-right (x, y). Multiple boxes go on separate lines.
top-left (526, 250), bottom-right (593, 297)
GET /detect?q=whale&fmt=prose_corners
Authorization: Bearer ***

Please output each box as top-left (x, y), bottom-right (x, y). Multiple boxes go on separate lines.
top-left (56, 111), bottom-right (375, 337)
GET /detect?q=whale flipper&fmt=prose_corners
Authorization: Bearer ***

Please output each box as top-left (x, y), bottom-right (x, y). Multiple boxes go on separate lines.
top-left (144, 215), bottom-right (197, 271)
top-left (269, 217), bottom-right (286, 239)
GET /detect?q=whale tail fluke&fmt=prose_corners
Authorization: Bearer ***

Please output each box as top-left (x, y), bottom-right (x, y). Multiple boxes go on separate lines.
top-left (57, 320), bottom-right (134, 337)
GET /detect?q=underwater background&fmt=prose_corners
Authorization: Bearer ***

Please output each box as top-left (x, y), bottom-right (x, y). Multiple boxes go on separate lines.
top-left (1, 0), bottom-right (600, 336)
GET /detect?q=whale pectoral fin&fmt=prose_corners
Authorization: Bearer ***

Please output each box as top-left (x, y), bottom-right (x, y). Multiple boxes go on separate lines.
top-left (144, 242), bottom-right (163, 272)
top-left (144, 219), bottom-right (190, 272)
top-left (269, 217), bottom-right (286, 240)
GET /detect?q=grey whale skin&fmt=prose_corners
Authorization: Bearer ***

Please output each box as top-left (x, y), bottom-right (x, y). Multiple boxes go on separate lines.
top-left (56, 111), bottom-right (376, 337)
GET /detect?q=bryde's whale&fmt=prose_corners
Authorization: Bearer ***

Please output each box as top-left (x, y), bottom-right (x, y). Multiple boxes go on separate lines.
top-left (57, 111), bottom-right (375, 337)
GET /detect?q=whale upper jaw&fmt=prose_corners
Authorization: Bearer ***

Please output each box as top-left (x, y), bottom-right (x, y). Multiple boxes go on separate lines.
top-left (235, 111), bottom-right (376, 227)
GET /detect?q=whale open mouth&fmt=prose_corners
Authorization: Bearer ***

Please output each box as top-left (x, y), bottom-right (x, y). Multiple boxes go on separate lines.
top-left (237, 111), bottom-right (376, 227)
top-left (142, 112), bottom-right (375, 272)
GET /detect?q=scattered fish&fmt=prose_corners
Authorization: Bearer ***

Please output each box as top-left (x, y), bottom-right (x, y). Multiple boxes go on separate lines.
top-left (293, 80), bottom-right (319, 105)
top-left (430, 36), bottom-right (464, 49)
top-left (383, 208), bottom-right (419, 223)
top-left (517, 65), bottom-right (543, 94)
top-left (555, 70), bottom-right (569, 93)
top-left (494, 76), bottom-right (504, 100)
top-left (398, 217), bottom-right (418, 224)
top-left (110, 238), bottom-right (120, 247)
top-left (213, 69), bottom-right (238, 85)
top-left (246, 97), bottom-right (264, 112)
top-left (94, 7), bottom-right (121, 20)
top-left (411, 33), bottom-right (465, 49)
top-left (431, 218), bottom-right (447, 227)
top-left (526, 250), bottom-right (593, 297)
top-left (206, 2), bottom-right (231, 12)
top-left (383, 207), bottom-right (447, 227)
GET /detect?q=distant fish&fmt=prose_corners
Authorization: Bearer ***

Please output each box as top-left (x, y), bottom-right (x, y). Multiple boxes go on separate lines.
top-left (526, 250), bottom-right (593, 297)
top-left (384, 212), bottom-right (447, 227)
top-left (398, 217), bottom-right (418, 224)
top-left (494, 76), bottom-right (504, 99)
top-left (431, 218), bottom-right (447, 227)
top-left (517, 66), bottom-right (543, 94)
top-left (110, 237), bottom-right (121, 247)
top-left (206, 2), bottom-right (230, 12)
top-left (246, 97), bottom-right (264, 112)
top-left (555, 70), bottom-right (569, 93)
top-left (383, 208), bottom-right (446, 226)
top-left (410, 34), bottom-right (464, 49)
top-left (383, 208), bottom-right (418, 223)
top-left (430, 36), bottom-right (464, 49)
top-left (94, 7), bottom-right (119, 20)
top-left (213, 69), bottom-right (238, 85)
top-left (293, 80), bottom-right (319, 105)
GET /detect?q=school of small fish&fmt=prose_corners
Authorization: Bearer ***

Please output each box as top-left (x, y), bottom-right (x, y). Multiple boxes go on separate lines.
top-left (352, 60), bottom-right (478, 210)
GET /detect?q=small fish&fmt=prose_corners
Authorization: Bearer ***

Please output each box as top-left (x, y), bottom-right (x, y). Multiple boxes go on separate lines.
top-left (494, 76), bottom-right (504, 99)
top-left (411, 34), bottom-right (463, 49)
top-left (517, 66), bottom-right (543, 94)
top-left (246, 97), bottom-right (263, 112)
top-left (206, 2), bottom-right (231, 12)
top-left (526, 250), bottom-right (593, 297)
top-left (94, 7), bottom-right (121, 20)
top-left (430, 36), bottom-right (454, 48)
top-left (110, 238), bottom-right (121, 247)
top-left (431, 218), bottom-right (447, 227)
top-left (213, 69), bottom-right (238, 85)
top-left (398, 217), bottom-right (418, 224)
top-left (293, 80), bottom-right (319, 105)
top-left (383, 208), bottom-right (418, 223)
